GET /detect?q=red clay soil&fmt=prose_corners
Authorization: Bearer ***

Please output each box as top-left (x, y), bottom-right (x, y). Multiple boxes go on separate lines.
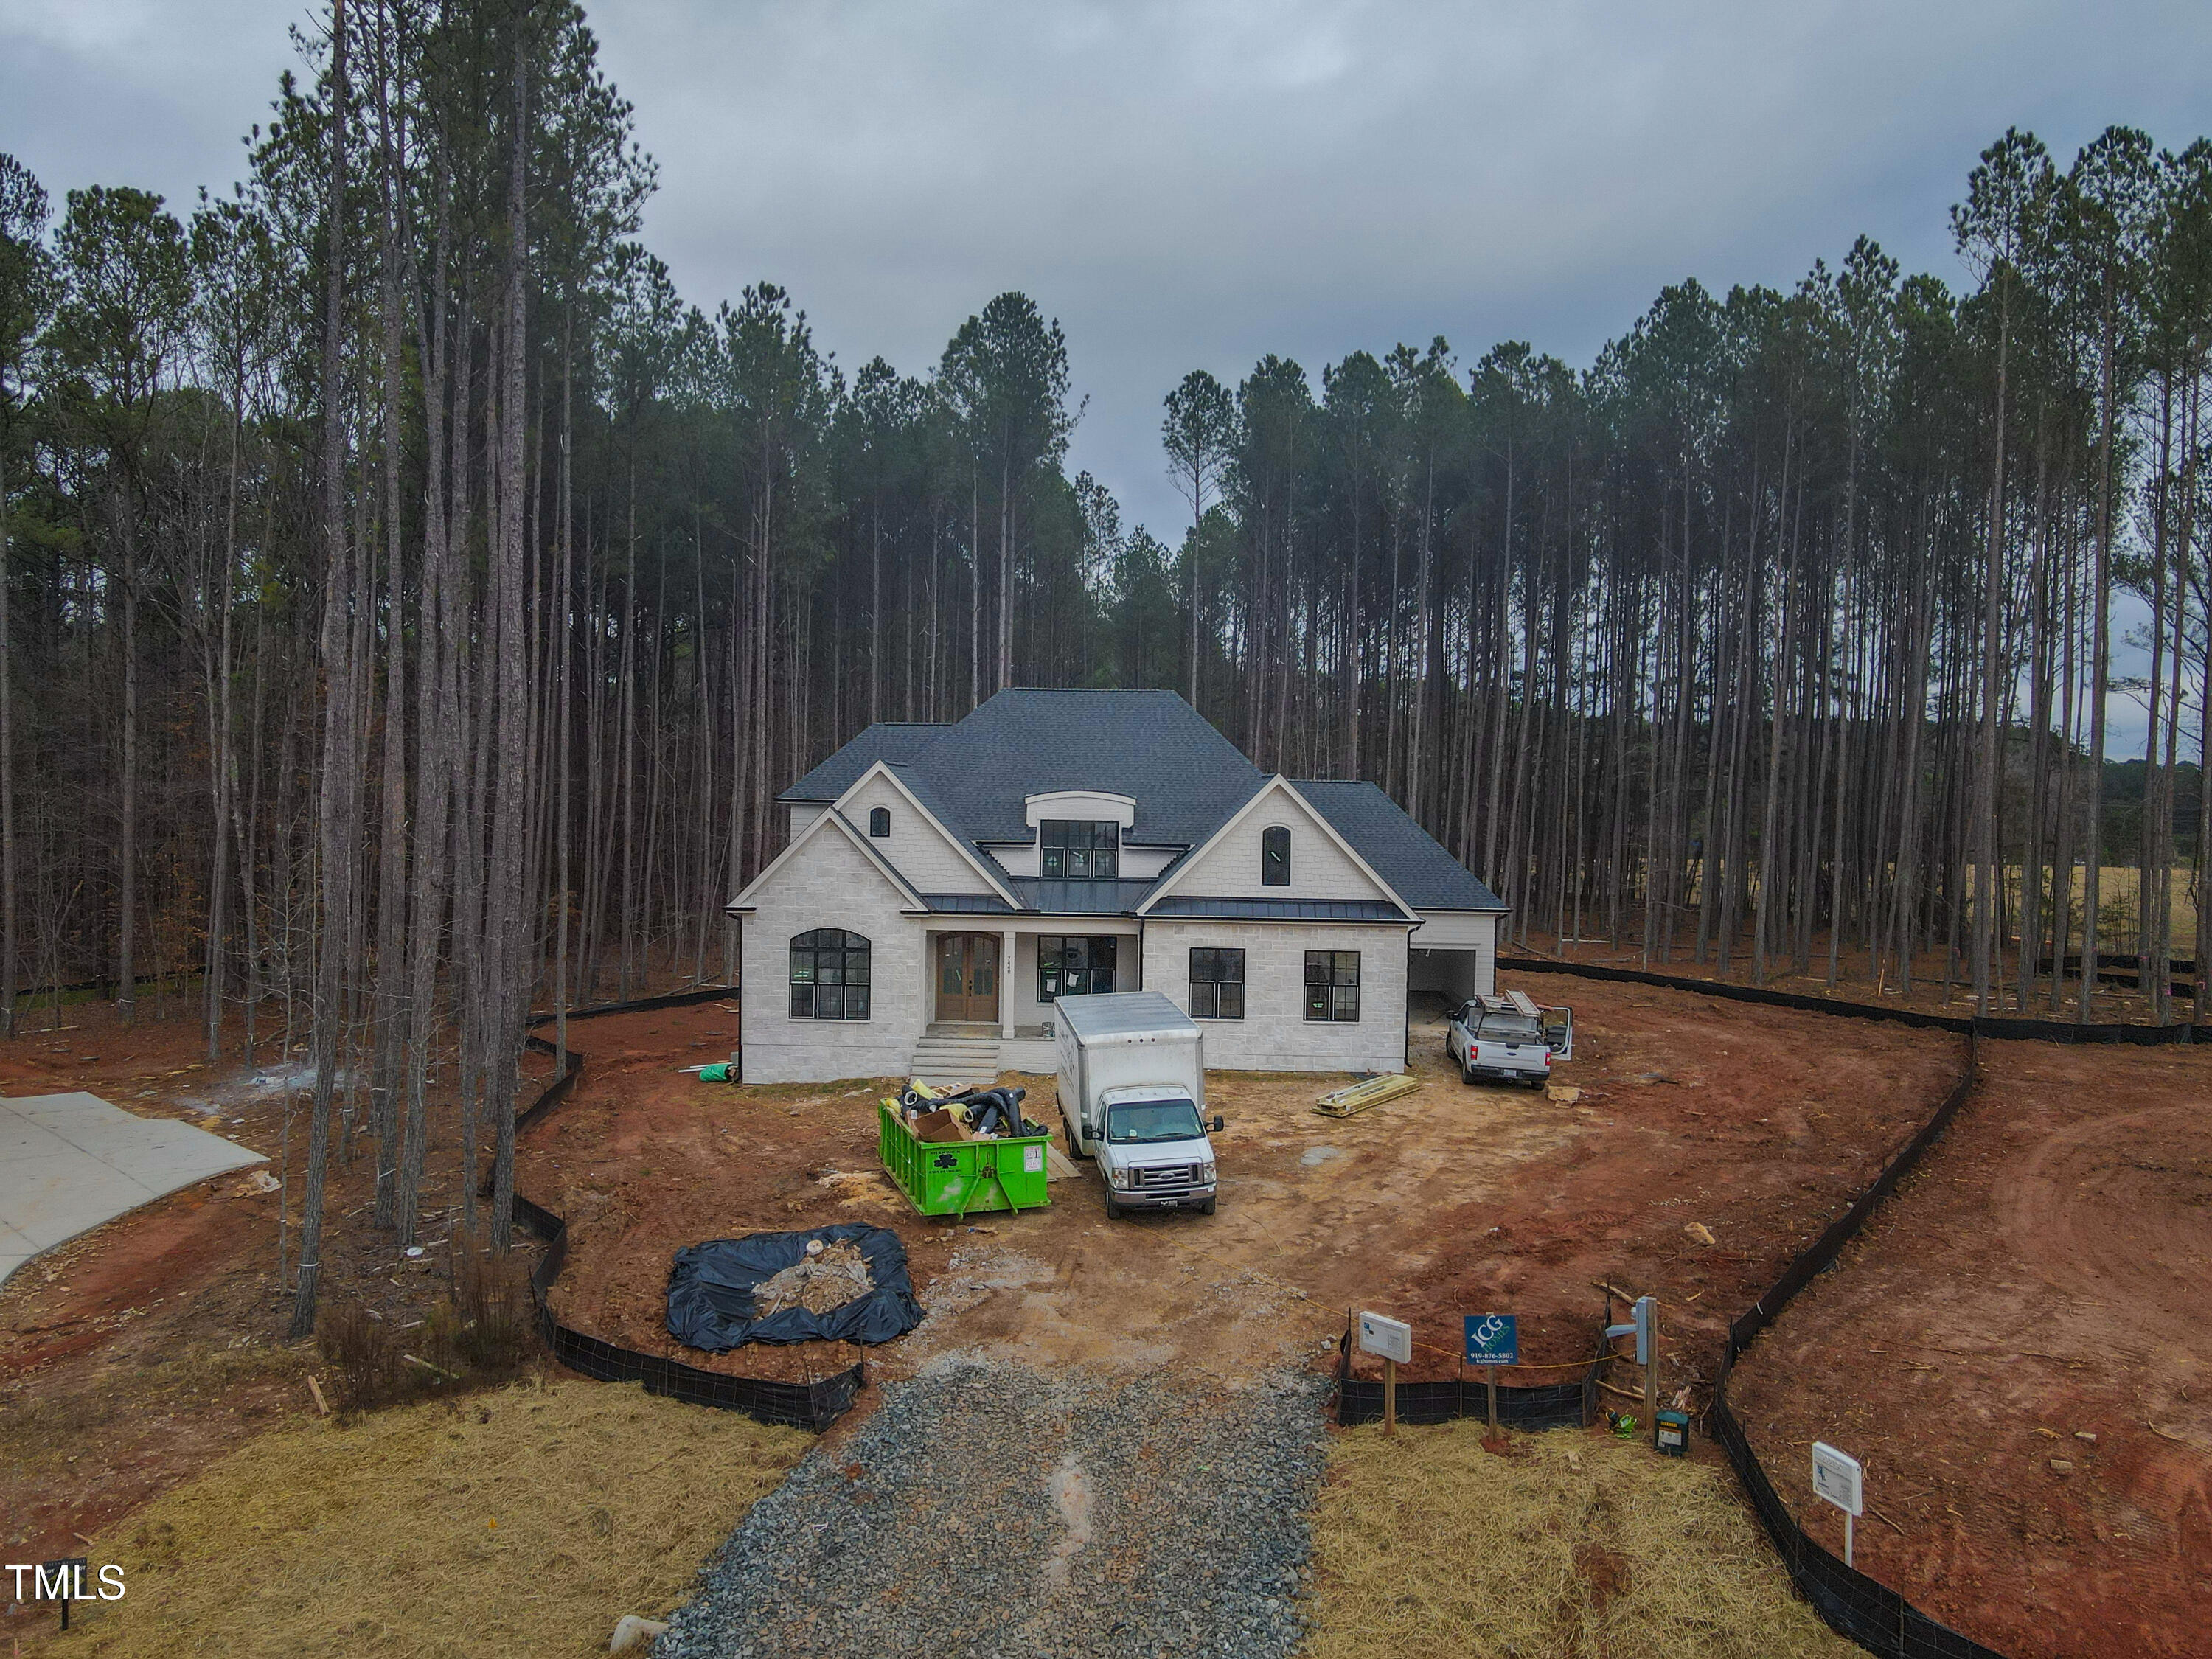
top-left (0, 1006), bottom-right (307, 1621)
top-left (1729, 1039), bottom-right (2212, 1659)
top-left (523, 982), bottom-right (1962, 1424)
top-left (0, 1000), bottom-right (554, 1629)
top-left (1377, 982), bottom-right (1964, 1394)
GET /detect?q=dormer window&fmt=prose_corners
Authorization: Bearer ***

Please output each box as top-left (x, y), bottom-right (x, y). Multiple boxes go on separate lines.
top-left (869, 807), bottom-right (891, 838)
top-left (1262, 825), bottom-right (1290, 886)
top-left (1041, 820), bottom-right (1119, 880)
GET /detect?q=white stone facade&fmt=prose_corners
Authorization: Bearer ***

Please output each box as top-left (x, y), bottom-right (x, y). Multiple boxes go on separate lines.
top-left (737, 821), bottom-right (923, 1083)
top-left (1139, 920), bottom-right (1411, 1074)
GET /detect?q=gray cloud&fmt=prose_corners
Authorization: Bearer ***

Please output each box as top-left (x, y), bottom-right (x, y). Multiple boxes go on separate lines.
top-left (4, 0), bottom-right (2205, 752)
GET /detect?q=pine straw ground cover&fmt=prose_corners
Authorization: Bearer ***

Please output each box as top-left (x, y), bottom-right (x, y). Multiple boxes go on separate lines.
top-left (40, 1378), bottom-right (810, 1659)
top-left (1304, 1422), bottom-right (1857, 1659)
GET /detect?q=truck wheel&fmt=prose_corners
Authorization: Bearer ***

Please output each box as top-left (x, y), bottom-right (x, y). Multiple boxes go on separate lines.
top-left (1461, 1057), bottom-right (1477, 1085)
top-left (1104, 1196), bottom-right (1122, 1220)
top-left (1200, 1196), bottom-right (1217, 1216)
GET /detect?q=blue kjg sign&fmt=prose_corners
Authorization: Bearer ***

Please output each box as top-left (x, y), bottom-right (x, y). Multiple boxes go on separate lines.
top-left (1464, 1313), bottom-right (1519, 1366)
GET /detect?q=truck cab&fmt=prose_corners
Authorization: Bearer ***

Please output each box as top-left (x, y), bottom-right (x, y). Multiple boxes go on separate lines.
top-left (1052, 990), bottom-right (1222, 1221)
top-left (1446, 990), bottom-right (1573, 1088)
top-left (1094, 1086), bottom-right (1222, 1219)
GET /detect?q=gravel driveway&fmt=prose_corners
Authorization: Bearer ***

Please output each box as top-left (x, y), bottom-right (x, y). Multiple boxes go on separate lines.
top-left (654, 1354), bottom-right (1330, 1659)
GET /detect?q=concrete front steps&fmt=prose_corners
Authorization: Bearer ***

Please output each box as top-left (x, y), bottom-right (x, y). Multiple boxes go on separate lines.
top-left (908, 1026), bottom-right (1002, 1093)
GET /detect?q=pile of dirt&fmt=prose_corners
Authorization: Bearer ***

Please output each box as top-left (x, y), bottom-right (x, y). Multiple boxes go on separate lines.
top-left (754, 1240), bottom-right (873, 1317)
top-left (1305, 1419), bottom-right (1854, 1658)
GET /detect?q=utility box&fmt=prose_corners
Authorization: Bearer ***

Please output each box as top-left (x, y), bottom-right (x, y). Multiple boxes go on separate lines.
top-left (1655, 1408), bottom-right (1691, 1457)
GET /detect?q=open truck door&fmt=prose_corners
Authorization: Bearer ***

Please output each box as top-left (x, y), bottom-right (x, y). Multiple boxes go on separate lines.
top-left (1538, 1004), bottom-right (1573, 1062)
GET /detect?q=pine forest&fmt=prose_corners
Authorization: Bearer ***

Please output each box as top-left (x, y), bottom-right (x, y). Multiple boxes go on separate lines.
top-left (4, 1), bottom-right (2211, 1324)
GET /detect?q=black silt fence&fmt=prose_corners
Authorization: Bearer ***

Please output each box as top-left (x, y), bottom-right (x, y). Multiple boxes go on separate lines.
top-left (1499, 954), bottom-right (2212, 1045)
top-left (1332, 1328), bottom-right (1596, 1430)
top-left (1489, 954), bottom-right (2197, 1658)
top-left (502, 987), bottom-right (863, 1433)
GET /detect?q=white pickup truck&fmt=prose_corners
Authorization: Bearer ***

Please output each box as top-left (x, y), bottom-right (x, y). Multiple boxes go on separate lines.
top-left (1053, 990), bottom-right (1224, 1220)
top-left (1445, 990), bottom-right (1573, 1088)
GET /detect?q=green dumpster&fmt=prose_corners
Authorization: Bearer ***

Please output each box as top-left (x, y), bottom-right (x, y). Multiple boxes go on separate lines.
top-left (877, 1101), bottom-right (1051, 1218)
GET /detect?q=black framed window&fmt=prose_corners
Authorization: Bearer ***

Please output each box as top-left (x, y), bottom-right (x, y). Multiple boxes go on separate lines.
top-left (790, 929), bottom-right (871, 1020)
top-left (1262, 824), bottom-right (1290, 886)
top-left (1039, 935), bottom-right (1117, 1000)
top-left (1040, 820), bottom-right (1119, 880)
top-left (868, 807), bottom-right (891, 838)
top-left (1189, 947), bottom-right (1245, 1019)
top-left (1303, 950), bottom-right (1360, 1022)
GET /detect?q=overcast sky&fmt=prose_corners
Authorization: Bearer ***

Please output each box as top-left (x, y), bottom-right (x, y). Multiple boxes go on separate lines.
top-left (4, 0), bottom-right (2208, 751)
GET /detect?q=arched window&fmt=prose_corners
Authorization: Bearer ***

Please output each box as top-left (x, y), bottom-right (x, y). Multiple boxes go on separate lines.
top-left (868, 807), bottom-right (891, 838)
top-left (790, 929), bottom-right (871, 1020)
top-left (1262, 825), bottom-right (1290, 886)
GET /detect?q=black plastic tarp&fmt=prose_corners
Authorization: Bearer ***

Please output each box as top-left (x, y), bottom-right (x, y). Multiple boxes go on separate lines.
top-left (665, 1223), bottom-right (922, 1352)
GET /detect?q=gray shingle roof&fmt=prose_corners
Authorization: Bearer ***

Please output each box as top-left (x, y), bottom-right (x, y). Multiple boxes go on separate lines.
top-left (907, 689), bottom-right (1263, 846)
top-left (771, 692), bottom-right (1506, 920)
top-left (1293, 780), bottom-right (1509, 912)
top-left (782, 723), bottom-right (949, 801)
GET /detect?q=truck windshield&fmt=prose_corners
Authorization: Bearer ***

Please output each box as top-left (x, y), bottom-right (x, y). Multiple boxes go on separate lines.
top-left (1105, 1098), bottom-right (1204, 1145)
top-left (1475, 1012), bottom-right (1543, 1042)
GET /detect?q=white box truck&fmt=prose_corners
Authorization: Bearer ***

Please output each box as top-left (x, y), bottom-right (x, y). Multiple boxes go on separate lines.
top-left (1053, 990), bottom-right (1223, 1220)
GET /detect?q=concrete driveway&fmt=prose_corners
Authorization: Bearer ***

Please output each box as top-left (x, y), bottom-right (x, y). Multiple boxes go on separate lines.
top-left (0, 1092), bottom-right (267, 1288)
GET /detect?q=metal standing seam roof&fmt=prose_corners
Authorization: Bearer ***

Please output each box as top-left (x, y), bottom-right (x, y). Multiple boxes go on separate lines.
top-left (1009, 877), bottom-right (1156, 915)
top-left (1144, 897), bottom-right (1411, 922)
top-left (918, 892), bottom-right (1017, 914)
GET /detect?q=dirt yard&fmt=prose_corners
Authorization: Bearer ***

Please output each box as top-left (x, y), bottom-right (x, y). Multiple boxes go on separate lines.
top-left (16, 973), bottom-right (2199, 1658)
top-left (0, 1000), bottom-right (558, 1637)
top-left (1728, 1037), bottom-right (2212, 1659)
top-left (523, 979), bottom-right (1962, 1413)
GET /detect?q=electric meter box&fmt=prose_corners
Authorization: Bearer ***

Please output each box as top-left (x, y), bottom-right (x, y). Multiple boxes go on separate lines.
top-left (1655, 1408), bottom-right (1691, 1458)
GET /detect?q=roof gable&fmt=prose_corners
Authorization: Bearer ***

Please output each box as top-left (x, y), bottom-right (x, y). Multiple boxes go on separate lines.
top-left (1293, 780), bottom-right (1509, 913)
top-left (727, 801), bottom-right (925, 914)
top-left (1138, 776), bottom-right (1413, 918)
top-left (835, 762), bottom-right (1020, 906)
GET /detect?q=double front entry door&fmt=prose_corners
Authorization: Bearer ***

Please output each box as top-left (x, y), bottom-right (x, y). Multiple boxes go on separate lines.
top-left (936, 933), bottom-right (1000, 1023)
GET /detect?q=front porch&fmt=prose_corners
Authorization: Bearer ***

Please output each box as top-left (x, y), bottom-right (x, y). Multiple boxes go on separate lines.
top-left (910, 923), bottom-right (1140, 1084)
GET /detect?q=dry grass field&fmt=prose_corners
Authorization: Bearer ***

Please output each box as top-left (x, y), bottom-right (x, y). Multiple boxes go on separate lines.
top-left (1304, 1421), bottom-right (1854, 1659)
top-left (30, 1380), bottom-right (808, 1659)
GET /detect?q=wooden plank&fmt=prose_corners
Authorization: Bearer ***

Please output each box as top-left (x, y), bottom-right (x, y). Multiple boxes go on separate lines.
top-left (1313, 1074), bottom-right (1421, 1118)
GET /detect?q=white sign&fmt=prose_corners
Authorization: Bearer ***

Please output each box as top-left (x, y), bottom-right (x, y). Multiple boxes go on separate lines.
top-left (1811, 1442), bottom-right (1863, 1517)
top-left (1022, 1145), bottom-right (1044, 1174)
top-left (1357, 1310), bottom-right (1412, 1365)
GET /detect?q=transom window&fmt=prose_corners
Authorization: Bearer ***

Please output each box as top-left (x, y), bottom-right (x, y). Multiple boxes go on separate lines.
top-left (790, 929), bottom-right (871, 1020)
top-left (1189, 947), bottom-right (1245, 1020)
top-left (1039, 935), bottom-right (1117, 1001)
top-left (868, 807), bottom-right (891, 838)
top-left (1303, 950), bottom-right (1360, 1022)
top-left (1040, 820), bottom-right (1119, 880)
top-left (1262, 824), bottom-right (1290, 886)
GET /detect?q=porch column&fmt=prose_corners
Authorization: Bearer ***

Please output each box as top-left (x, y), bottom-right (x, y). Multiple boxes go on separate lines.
top-left (1001, 927), bottom-right (1018, 1041)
